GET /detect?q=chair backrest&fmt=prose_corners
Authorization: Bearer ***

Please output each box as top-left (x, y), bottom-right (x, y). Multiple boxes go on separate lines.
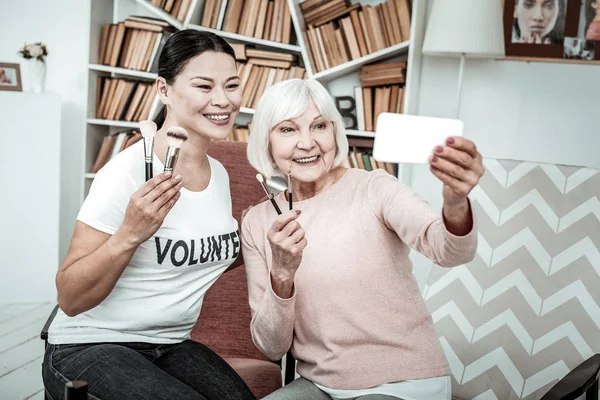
top-left (190, 140), bottom-right (270, 362)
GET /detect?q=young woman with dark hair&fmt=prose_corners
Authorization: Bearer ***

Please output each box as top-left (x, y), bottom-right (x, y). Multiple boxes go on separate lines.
top-left (43, 30), bottom-right (255, 400)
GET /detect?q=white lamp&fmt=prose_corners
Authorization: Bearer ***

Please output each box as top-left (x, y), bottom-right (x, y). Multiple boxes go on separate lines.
top-left (422, 0), bottom-right (505, 118)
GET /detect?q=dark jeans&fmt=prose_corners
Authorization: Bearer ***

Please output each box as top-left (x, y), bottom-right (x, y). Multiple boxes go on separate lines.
top-left (42, 340), bottom-right (256, 400)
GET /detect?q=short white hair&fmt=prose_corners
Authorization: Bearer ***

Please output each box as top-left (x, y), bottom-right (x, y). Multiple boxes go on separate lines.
top-left (247, 78), bottom-right (349, 179)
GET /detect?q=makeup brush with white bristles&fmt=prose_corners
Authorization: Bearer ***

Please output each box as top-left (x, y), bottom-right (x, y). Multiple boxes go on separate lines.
top-left (164, 127), bottom-right (188, 173)
top-left (256, 174), bottom-right (282, 215)
top-left (139, 120), bottom-right (157, 181)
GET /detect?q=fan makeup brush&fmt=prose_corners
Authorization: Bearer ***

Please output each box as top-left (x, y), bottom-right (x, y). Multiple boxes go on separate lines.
top-left (164, 127), bottom-right (188, 173)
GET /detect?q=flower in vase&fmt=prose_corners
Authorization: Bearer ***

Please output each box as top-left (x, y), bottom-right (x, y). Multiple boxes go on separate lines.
top-left (18, 42), bottom-right (49, 62)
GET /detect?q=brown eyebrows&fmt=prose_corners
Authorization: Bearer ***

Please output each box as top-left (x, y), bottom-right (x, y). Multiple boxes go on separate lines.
top-left (189, 76), bottom-right (240, 82)
top-left (276, 115), bottom-right (324, 127)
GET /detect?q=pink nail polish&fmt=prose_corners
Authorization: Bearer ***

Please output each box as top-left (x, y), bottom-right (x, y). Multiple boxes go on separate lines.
top-left (447, 137), bottom-right (455, 144)
top-left (431, 156), bottom-right (438, 162)
top-left (295, 210), bottom-right (301, 215)
top-left (435, 146), bottom-right (444, 153)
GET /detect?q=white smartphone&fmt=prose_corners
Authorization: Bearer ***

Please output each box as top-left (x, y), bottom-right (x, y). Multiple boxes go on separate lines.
top-left (373, 113), bottom-right (463, 164)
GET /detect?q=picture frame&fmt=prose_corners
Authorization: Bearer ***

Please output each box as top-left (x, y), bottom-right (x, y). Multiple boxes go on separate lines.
top-left (503, 0), bottom-right (600, 64)
top-left (0, 63), bottom-right (23, 92)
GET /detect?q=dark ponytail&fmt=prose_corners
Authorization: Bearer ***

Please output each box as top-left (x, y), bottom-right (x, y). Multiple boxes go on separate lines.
top-left (153, 29), bottom-right (236, 129)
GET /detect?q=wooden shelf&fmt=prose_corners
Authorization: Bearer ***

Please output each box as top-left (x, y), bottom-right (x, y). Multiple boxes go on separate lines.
top-left (311, 41), bottom-right (410, 82)
top-left (87, 119), bottom-right (140, 128)
top-left (501, 56), bottom-right (600, 66)
top-left (346, 130), bottom-right (375, 138)
top-left (133, 0), bottom-right (185, 30)
top-left (89, 64), bottom-right (158, 80)
top-left (188, 24), bottom-right (302, 54)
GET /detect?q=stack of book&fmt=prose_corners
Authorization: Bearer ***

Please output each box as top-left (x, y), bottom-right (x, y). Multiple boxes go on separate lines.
top-left (222, 0), bottom-right (293, 43)
top-left (95, 77), bottom-right (160, 122)
top-left (354, 62), bottom-right (406, 131)
top-left (344, 137), bottom-right (395, 174)
top-left (98, 16), bottom-right (174, 72)
top-left (232, 44), bottom-right (307, 108)
top-left (200, 0), bottom-right (224, 28)
top-left (300, 0), bottom-right (411, 72)
top-left (345, 149), bottom-right (395, 174)
top-left (149, 0), bottom-right (194, 22)
top-left (226, 124), bottom-right (252, 142)
top-left (91, 129), bottom-right (142, 173)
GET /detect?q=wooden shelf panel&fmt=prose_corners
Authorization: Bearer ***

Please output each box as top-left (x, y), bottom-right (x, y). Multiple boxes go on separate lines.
top-left (187, 24), bottom-right (302, 54)
top-left (346, 129), bottom-right (375, 138)
top-left (311, 41), bottom-right (410, 82)
top-left (133, 0), bottom-right (185, 30)
top-left (501, 56), bottom-right (600, 66)
top-left (89, 64), bottom-right (158, 80)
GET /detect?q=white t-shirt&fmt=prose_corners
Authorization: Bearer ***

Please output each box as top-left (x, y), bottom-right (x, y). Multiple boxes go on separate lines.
top-left (49, 141), bottom-right (239, 344)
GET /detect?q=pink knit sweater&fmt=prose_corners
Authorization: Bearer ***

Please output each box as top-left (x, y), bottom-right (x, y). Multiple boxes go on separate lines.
top-left (241, 169), bottom-right (477, 390)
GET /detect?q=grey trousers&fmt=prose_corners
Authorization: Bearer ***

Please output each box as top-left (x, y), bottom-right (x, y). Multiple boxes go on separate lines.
top-left (263, 377), bottom-right (401, 400)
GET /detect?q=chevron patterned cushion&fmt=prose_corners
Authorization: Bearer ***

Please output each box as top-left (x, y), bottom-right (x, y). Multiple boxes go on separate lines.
top-left (424, 159), bottom-right (600, 400)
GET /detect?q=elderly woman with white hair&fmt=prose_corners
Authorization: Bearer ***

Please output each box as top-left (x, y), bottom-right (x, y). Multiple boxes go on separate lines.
top-left (241, 78), bottom-right (484, 400)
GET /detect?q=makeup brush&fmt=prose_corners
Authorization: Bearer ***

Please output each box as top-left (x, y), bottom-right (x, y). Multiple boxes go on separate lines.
top-left (139, 120), bottom-right (157, 181)
top-left (256, 174), bottom-right (282, 215)
top-left (164, 127), bottom-right (188, 173)
top-left (64, 380), bottom-right (88, 400)
top-left (287, 167), bottom-right (293, 211)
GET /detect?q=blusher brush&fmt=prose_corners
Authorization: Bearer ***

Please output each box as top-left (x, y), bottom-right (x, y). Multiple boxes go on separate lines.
top-left (139, 120), bottom-right (157, 181)
top-left (164, 127), bottom-right (188, 173)
top-left (255, 174), bottom-right (282, 215)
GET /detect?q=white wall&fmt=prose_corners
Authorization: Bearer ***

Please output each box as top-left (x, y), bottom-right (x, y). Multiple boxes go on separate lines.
top-left (409, 14), bottom-right (600, 289)
top-left (418, 57), bottom-right (600, 170)
top-left (0, 92), bottom-right (61, 302)
top-left (0, 0), bottom-right (91, 267)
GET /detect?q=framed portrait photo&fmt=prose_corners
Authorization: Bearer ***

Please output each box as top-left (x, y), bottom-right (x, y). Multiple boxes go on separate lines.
top-left (503, 0), bottom-right (600, 63)
top-left (0, 63), bottom-right (23, 92)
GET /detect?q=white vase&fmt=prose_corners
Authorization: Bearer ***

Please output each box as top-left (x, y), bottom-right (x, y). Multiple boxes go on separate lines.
top-left (29, 59), bottom-right (46, 93)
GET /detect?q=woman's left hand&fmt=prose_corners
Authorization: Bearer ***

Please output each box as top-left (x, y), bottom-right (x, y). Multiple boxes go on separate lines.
top-left (429, 137), bottom-right (484, 207)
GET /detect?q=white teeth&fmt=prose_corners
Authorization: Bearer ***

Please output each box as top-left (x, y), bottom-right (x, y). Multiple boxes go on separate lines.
top-left (294, 156), bottom-right (318, 163)
top-left (205, 114), bottom-right (229, 121)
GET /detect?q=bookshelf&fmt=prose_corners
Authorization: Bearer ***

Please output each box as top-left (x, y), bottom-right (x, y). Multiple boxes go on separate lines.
top-left (82, 0), bottom-right (427, 200)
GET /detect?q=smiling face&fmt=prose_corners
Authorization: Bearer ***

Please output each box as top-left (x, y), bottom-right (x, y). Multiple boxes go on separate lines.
top-left (515, 0), bottom-right (560, 38)
top-left (159, 51), bottom-right (241, 140)
top-left (269, 98), bottom-right (337, 184)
